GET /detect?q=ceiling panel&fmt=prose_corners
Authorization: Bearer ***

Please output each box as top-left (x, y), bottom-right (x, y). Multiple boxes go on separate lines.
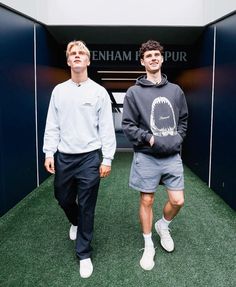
top-left (46, 25), bottom-right (205, 45)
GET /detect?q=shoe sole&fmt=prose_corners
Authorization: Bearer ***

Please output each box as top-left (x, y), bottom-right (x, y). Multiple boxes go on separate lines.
top-left (139, 250), bottom-right (155, 271)
top-left (69, 233), bottom-right (77, 240)
top-left (140, 261), bottom-right (155, 271)
top-left (80, 270), bottom-right (93, 278)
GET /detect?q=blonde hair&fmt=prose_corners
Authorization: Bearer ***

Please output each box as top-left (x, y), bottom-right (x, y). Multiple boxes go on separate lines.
top-left (66, 40), bottom-right (90, 59)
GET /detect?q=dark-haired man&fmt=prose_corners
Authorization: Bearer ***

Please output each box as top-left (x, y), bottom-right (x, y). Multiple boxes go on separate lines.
top-left (122, 40), bottom-right (188, 270)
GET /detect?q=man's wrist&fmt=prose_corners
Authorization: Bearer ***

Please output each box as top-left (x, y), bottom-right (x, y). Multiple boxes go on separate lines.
top-left (102, 158), bottom-right (112, 166)
top-left (45, 152), bottom-right (54, 158)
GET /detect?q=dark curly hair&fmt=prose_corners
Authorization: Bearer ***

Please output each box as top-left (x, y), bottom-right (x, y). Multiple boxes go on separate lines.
top-left (139, 40), bottom-right (164, 59)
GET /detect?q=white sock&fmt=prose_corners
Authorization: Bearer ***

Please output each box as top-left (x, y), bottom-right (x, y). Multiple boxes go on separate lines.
top-left (158, 216), bottom-right (172, 229)
top-left (143, 232), bottom-right (154, 247)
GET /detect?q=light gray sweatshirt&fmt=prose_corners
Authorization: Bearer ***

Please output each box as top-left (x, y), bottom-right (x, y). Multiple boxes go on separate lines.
top-left (43, 78), bottom-right (116, 165)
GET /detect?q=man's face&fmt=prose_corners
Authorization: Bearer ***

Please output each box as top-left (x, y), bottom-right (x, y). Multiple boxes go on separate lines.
top-left (141, 50), bottom-right (163, 73)
top-left (67, 45), bottom-right (90, 72)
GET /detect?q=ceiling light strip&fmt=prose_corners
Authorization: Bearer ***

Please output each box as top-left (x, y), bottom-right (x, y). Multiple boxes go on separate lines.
top-left (101, 78), bottom-right (136, 81)
top-left (97, 71), bottom-right (145, 74)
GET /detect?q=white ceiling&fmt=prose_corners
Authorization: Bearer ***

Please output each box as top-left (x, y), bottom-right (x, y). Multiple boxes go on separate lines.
top-left (0, 0), bottom-right (235, 45)
top-left (1, 0), bottom-right (235, 26)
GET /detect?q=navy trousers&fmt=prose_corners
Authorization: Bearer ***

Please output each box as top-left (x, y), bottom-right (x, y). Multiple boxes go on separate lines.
top-left (54, 150), bottom-right (101, 260)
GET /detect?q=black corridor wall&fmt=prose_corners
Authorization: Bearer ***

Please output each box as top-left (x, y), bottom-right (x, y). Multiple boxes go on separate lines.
top-left (0, 7), bottom-right (36, 216)
top-left (210, 14), bottom-right (236, 209)
top-left (183, 12), bottom-right (236, 210)
top-left (0, 6), bottom-right (60, 216)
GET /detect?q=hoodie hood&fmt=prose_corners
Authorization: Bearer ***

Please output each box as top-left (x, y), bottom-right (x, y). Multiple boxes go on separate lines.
top-left (136, 74), bottom-right (168, 87)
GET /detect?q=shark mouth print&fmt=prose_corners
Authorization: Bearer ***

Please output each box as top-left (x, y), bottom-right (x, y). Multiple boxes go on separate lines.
top-left (150, 96), bottom-right (177, 137)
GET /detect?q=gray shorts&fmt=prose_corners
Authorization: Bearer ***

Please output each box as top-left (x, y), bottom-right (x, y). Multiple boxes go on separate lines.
top-left (129, 152), bottom-right (184, 193)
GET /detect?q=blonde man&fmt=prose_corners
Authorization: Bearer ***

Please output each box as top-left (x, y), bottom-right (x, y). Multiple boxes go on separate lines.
top-left (43, 40), bottom-right (116, 278)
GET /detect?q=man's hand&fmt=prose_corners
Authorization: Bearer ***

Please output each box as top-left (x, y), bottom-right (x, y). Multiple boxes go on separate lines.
top-left (149, 135), bottom-right (155, 147)
top-left (99, 164), bottom-right (111, 178)
top-left (44, 157), bottom-right (55, 174)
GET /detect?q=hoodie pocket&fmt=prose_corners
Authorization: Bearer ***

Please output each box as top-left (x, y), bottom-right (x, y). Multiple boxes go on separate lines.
top-left (152, 133), bottom-right (183, 155)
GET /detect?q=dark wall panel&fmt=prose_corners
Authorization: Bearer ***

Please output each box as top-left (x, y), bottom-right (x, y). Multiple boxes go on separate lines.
top-left (0, 7), bottom-right (36, 215)
top-left (211, 14), bottom-right (236, 210)
top-left (36, 25), bottom-right (65, 184)
top-left (181, 28), bottom-right (214, 183)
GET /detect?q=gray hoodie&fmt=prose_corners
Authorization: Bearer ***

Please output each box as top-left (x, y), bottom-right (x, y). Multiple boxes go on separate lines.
top-left (122, 74), bottom-right (188, 157)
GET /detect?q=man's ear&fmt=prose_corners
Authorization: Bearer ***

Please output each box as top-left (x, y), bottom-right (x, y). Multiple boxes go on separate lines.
top-left (140, 59), bottom-right (145, 66)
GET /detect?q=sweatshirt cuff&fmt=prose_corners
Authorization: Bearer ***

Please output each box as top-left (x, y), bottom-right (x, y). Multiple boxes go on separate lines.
top-left (102, 158), bottom-right (112, 166)
top-left (145, 133), bottom-right (153, 143)
top-left (45, 152), bottom-right (54, 158)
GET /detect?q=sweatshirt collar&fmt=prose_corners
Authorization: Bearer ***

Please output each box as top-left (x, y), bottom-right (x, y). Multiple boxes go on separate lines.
top-left (70, 78), bottom-right (90, 87)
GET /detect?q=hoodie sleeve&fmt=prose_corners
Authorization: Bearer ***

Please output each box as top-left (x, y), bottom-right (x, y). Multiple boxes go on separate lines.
top-left (122, 90), bottom-right (152, 146)
top-left (177, 91), bottom-right (188, 140)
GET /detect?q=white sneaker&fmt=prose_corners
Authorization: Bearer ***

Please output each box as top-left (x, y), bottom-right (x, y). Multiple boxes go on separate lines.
top-left (80, 258), bottom-right (93, 278)
top-left (69, 225), bottom-right (77, 240)
top-left (139, 246), bottom-right (155, 270)
top-left (155, 221), bottom-right (174, 252)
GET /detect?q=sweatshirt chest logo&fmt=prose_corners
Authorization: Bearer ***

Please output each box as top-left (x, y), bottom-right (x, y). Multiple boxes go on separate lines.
top-left (150, 96), bottom-right (177, 137)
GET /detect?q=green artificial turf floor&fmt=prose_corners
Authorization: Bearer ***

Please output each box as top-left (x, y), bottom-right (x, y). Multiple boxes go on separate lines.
top-left (0, 152), bottom-right (235, 287)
